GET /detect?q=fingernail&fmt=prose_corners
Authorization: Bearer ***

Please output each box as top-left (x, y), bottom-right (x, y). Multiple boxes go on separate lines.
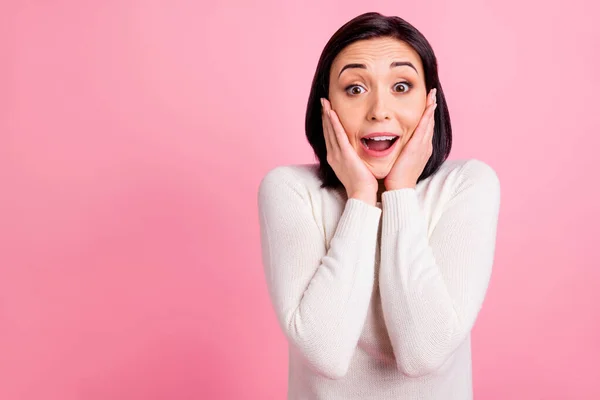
top-left (320, 98), bottom-right (324, 107)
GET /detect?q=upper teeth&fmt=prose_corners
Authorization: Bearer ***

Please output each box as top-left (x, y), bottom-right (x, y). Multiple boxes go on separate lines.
top-left (365, 136), bottom-right (396, 141)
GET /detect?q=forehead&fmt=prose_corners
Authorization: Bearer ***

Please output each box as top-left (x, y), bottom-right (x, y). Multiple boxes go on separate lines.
top-left (332, 37), bottom-right (424, 75)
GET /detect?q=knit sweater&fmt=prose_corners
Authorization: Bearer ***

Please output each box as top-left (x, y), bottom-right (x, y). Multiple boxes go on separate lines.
top-left (257, 158), bottom-right (501, 400)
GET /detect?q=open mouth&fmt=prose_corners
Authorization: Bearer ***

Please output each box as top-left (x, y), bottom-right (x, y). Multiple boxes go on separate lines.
top-left (360, 136), bottom-right (400, 152)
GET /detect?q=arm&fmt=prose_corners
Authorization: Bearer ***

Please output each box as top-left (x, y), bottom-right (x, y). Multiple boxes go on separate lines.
top-left (379, 160), bottom-right (501, 377)
top-left (257, 167), bottom-right (382, 379)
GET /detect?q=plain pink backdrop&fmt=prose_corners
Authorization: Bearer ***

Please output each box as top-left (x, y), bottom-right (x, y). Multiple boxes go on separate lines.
top-left (2, 1), bottom-right (599, 399)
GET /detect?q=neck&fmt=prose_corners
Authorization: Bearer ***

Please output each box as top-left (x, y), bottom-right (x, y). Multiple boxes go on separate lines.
top-left (377, 179), bottom-right (386, 203)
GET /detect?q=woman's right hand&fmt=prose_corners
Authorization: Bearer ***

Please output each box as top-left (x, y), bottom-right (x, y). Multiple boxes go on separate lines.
top-left (321, 98), bottom-right (378, 206)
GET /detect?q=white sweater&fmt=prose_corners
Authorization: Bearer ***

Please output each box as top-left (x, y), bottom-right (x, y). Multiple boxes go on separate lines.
top-left (257, 158), bottom-right (501, 400)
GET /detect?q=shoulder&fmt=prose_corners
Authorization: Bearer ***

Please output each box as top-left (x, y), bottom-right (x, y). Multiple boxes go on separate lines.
top-left (258, 163), bottom-right (323, 202)
top-left (441, 158), bottom-right (500, 187)
top-left (438, 158), bottom-right (501, 205)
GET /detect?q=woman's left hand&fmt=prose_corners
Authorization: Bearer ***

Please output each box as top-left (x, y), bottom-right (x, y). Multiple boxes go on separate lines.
top-left (384, 88), bottom-right (438, 191)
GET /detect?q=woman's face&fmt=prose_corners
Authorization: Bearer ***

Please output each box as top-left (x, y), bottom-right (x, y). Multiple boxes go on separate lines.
top-left (328, 37), bottom-right (428, 180)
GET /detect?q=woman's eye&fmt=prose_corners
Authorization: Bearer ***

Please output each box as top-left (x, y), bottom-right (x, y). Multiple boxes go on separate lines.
top-left (394, 82), bottom-right (411, 93)
top-left (345, 82), bottom-right (411, 95)
top-left (346, 85), bottom-right (365, 95)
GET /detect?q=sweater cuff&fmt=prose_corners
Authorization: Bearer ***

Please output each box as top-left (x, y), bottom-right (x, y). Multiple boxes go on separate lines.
top-left (335, 198), bottom-right (382, 239)
top-left (381, 188), bottom-right (423, 234)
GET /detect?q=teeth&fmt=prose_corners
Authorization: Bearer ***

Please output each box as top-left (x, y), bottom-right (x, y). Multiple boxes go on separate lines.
top-left (364, 136), bottom-right (396, 141)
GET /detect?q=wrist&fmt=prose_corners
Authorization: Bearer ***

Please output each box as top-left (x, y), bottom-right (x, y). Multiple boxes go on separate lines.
top-left (349, 192), bottom-right (377, 207)
top-left (384, 181), bottom-right (416, 191)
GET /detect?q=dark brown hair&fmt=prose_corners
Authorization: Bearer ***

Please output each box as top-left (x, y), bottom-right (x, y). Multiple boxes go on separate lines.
top-left (305, 12), bottom-right (452, 189)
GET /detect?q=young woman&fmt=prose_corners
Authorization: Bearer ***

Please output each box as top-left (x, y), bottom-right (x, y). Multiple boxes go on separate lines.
top-left (257, 12), bottom-right (501, 400)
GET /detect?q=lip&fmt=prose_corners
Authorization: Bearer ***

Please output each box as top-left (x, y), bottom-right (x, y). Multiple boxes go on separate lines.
top-left (361, 132), bottom-right (400, 140)
top-left (360, 132), bottom-right (401, 158)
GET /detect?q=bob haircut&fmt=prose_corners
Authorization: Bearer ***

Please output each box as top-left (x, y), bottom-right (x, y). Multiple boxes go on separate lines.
top-left (305, 12), bottom-right (452, 189)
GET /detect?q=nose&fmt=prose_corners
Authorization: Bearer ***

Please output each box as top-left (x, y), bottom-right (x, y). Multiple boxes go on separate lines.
top-left (367, 90), bottom-right (392, 121)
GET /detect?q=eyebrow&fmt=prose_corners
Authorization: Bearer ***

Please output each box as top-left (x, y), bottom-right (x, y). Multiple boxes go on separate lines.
top-left (337, 61), bottom-right (418, 78)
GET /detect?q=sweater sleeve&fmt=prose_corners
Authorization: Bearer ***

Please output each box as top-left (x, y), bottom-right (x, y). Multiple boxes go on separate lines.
top-left (378, 159), bottom-right (501, 377)
top-left (257, 167), bottom-right (382, 380)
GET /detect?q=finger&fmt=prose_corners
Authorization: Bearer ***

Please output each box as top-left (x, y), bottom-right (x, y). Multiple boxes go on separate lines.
top-left (325, 99), bottom-right (352, 150)
top-left (323, 99), bottom-right (344, 152)
top-left (424, 109), bottom-right (435, 144)
top-left (424, 103), bottom-right (437, 143)
top-left (427, 88), bottom-right (436, 107)
top-left (321, 99), bottom-right (334, 154)
top-left (327, 107), bottom-right (354, 154)
top-left (429, 91), bottom-right (438, 138)
top-left (322, 99), bottom-right (341, 157)
top-left (413, 101), bottom-right (436, 142)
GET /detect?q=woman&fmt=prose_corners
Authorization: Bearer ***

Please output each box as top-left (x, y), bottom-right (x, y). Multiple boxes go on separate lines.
top-left (257, 12), bottom-right (500, 400)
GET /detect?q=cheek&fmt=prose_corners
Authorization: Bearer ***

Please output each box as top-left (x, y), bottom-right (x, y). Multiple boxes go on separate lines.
top-left (398, 107), bottom-right (425, 136)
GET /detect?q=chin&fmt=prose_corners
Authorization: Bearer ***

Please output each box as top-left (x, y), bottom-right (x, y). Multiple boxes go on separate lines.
top-left (370, 167), bottom-right (391, 180)
top-left (364, 156), bottom-right (398, 180)
top-left (358, 148), bottom-right (400, 180)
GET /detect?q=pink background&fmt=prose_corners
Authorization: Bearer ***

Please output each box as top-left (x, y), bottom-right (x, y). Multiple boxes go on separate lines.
top-left (2, 1), bottom-right (599, 399)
